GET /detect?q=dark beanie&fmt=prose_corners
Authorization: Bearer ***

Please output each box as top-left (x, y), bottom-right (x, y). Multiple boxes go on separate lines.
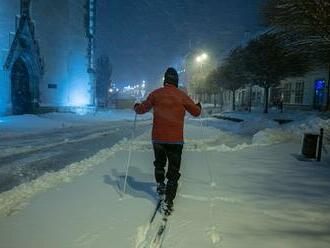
top-left (164, 67), bottom-right (179, 87)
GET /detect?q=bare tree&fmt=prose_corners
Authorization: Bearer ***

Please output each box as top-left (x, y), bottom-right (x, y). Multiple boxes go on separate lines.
top-left (243, 33), bottom-right (310, 113)
top-left (263, 0), bottom-right (330, 110)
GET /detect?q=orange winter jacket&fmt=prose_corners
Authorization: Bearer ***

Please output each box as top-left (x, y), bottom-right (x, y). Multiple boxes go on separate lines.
top-left (134, 84), bottom-right (201, 143)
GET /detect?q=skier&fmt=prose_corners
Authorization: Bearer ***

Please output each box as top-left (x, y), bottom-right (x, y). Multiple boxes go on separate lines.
top-left (134, 67), bottom-right (202, 214)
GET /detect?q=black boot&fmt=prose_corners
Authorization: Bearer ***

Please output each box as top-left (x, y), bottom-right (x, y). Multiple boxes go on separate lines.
top-left (156, 182), bottom-right (165, 197)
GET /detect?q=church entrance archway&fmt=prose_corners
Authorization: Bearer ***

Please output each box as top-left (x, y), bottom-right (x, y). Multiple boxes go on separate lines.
top-left (11, 58), bottom-right (32, 115)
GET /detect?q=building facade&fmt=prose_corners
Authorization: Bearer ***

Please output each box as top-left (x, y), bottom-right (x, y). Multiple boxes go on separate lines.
top-left (0, 0), bottom-right (95, 116)
top-left (280, 69), bottom-right (329, 110)
top-left (227, 69), bottom-right (329, 111)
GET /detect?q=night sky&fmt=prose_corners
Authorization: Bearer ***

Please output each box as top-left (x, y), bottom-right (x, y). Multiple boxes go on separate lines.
top-left (96, 0), bottom-right (265, 85)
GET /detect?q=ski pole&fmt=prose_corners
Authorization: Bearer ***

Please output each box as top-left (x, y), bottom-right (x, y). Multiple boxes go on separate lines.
top-left (123, 113), bottom-right (137, 194)
top-left (199, 108), bottom-right (215, 187)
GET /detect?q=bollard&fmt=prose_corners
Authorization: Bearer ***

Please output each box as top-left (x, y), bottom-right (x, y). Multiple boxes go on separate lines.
top-left (317, 128), bottom-right (324, 162)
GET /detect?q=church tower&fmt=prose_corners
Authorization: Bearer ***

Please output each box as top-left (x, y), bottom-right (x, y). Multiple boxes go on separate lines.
top-left (1, 0), bottom-right (95, 115)
top-left (4, 0), bottom-right (43, 115)
top-left (21, 0), bottom-right (30, 17)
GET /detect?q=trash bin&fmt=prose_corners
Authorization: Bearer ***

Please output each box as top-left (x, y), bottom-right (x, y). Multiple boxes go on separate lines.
top-left (302, 133), bottom-right (319, 158)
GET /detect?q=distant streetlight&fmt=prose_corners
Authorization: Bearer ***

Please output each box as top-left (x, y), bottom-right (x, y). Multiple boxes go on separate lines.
top-left (196, 53), bottom-right (208, 62)
top-left (195, 52), bottom-right (208, 71)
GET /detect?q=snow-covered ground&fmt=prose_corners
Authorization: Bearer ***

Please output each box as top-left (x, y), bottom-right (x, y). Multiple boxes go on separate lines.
top-left (0, 109), bottom-right (151, 137)
top-left (0, 110), bottom-right (329, 247)
top-left (0, 110), bottom-right (152, 158)
top-left (0, 110), bottom-right (152, 193)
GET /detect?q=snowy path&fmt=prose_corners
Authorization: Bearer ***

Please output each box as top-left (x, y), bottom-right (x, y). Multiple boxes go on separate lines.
top-left (0, 121), bottom-right (329, 248)
top-left (0, 121), bottom-right (150, 193)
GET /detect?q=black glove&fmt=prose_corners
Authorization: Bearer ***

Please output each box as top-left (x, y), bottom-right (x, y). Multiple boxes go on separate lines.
top-left (196, 102), bottom-right (202, 109)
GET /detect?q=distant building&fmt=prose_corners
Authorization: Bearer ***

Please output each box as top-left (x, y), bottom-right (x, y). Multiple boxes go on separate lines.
top-left (0, 0), bottom-right (96, 116)
top-left (224, 69), bottom-right (329, 112)
top-left (236, 85), bottom-right (264, 110)
top-left (279, 69), bottom-right (329, 110)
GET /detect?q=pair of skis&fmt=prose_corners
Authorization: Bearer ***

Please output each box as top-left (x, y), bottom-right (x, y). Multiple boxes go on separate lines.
top-left (150, 197), bottom-right (170, 247)
top-left (139, 197), bottom-right (171, 248)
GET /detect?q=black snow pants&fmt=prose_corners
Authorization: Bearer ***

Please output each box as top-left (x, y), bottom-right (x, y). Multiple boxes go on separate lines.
top-left (153, 143), bottom-right (183, 203)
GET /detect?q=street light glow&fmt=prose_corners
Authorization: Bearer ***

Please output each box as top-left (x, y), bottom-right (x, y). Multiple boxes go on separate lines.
top-left (201, 53), bottom-right (208, 60)
top-left (196, 53), bottom-right (208, 63)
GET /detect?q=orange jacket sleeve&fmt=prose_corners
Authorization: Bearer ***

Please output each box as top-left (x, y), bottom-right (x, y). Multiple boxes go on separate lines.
top-left (134, 93), bottom-right (154, 114)
top-left (183, 94), bottom-right (201, 117)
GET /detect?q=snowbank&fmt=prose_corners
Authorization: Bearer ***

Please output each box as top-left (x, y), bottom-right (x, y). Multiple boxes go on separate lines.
top-left (284, 116), bottom-right (330, 143)
top-left (252, 116), bottom-right (330, 146)
top-left (252, 128), bottom-right (298, 145)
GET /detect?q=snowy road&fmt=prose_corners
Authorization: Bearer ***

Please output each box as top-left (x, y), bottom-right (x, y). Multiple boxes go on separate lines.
top-left (0, 121), bottom-right (150, 193)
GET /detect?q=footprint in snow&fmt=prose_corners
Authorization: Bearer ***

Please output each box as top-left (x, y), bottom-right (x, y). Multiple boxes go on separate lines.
top-left (206, 226), bottom-right (223, 247)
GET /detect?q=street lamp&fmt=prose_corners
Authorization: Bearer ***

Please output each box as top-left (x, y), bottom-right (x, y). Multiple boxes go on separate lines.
top-left (195, 52), bottom-right (208, 71)
top-left (196, 53), bottom-right (208, 62)
top-left (201, 53), bottom-right (208, 60)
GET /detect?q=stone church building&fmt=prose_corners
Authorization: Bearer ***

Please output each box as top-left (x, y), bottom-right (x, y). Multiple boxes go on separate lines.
top-left (0, 0), bottom-right (95, 116)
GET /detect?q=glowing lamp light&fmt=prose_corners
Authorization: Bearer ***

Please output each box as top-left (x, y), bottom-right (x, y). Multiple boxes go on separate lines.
top-left (314, 80), bottom-right (325, 90)
top-left (109, 88), bottom-right (114, 93)
top-left (196, 53), bottom-right (208, 63)
top-left (69, 85), bottom-right (89, 107)
top-left (70, 94), bottom-right (89, 106)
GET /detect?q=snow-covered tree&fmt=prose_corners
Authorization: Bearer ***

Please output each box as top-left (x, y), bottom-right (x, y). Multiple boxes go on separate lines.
top-left (262, 0), bottom-right (330, 110)
top-left (209, 48), bottom-right (248, 111)
top-left (243, 33), bottom-right (310, 113)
